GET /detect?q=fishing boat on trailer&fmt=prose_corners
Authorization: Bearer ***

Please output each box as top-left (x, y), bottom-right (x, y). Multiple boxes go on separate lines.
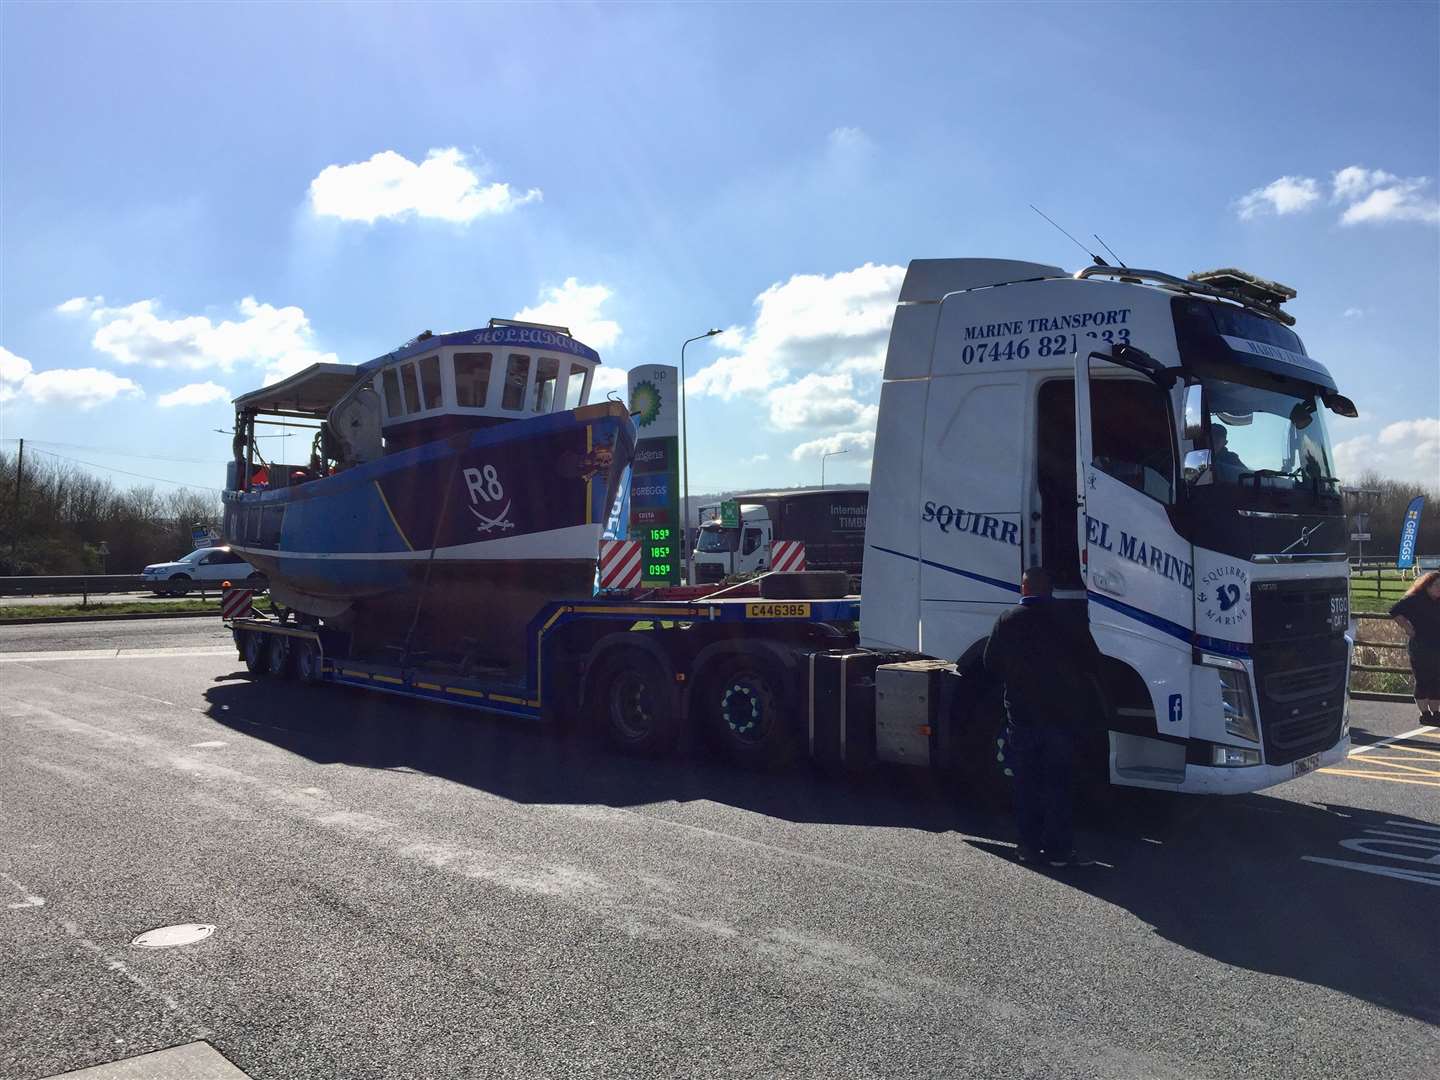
top-left (222, 319), bottom-right (635, 668)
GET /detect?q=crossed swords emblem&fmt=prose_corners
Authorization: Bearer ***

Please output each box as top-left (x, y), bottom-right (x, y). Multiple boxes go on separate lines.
top-left (469, 500), bottom-right (515, 533)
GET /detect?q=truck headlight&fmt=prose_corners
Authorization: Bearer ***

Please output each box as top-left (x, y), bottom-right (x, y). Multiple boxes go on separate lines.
top-left (1211, 745), bottom-right (1262, 767)
top-left (1216, 665), bottom-right (1259, 743)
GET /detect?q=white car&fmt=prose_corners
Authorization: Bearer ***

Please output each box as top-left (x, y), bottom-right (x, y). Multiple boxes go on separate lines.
top-left (142, 546), bottom-right (263, 596)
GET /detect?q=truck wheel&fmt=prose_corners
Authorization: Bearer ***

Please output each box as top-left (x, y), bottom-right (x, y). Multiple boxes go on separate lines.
top-left (759, 571), bottom-right (848, 599)
top-left (167, 574), bottom-right (191, 597)
top-left (700, 654), bottom-right (799, 769)
top-left (589, 648), bottom-right (678, 756)
top-left (242, 630), bottom-right (269, 675)
top-left (265, 633), bottom-right (293, 678)
top-left (294, 639), bottom-right (323, 684)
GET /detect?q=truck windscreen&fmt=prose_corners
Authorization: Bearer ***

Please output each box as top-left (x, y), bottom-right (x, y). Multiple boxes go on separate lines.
top-left (696, 527), bottom-right (739, 552)
top-left (1202, 378), bottom-right (1339, 498)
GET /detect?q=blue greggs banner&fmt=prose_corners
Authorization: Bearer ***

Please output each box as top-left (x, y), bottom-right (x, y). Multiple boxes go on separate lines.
top-left (1397, 495), bottom-right (1424, 569)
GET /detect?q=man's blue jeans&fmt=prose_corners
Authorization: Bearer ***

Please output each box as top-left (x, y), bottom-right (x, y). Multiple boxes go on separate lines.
top-left (1005, 720), bottom-right (1075, 856)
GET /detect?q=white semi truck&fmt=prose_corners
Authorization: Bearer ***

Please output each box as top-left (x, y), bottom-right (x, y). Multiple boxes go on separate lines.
top-left (691, 488), bottom-right (869, 584)
top-left (229, 257), bottom-right (1354, 796)
top-left (863, 259), bottom-right (1354, 792)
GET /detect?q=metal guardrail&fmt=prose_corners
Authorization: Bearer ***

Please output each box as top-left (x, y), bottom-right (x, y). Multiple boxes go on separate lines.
top-left (0, 574), bottom-right (148, 597)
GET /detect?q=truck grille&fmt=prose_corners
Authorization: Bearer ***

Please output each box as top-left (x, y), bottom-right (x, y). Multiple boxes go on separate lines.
top-left (1251, 638), bottom-right (1347, 766)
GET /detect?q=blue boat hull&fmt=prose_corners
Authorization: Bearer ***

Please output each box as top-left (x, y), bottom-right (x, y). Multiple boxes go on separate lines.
top-left (223, 405), bottom-right (634, 667)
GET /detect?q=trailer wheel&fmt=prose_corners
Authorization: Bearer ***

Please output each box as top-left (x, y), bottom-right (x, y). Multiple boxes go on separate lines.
top-left (590, 648), bottom-right (678, 756)
top-left (700, 654), bottom-right (799, 769)
top-left (242, 630), bottom-right (269, 675)
top-left (294, 639), bottom-right (323, 684)
top-left (265, 633), bottom-right (293, 678)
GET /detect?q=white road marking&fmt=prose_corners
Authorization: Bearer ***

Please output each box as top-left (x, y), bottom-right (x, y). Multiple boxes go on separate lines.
top-left (1301, 857), bottom-right (1440, 886)
top-left (1349, 724), bottom-right (1438, 756)
top-left (0, 646), bottom-right (233, 663)
top-left (189, 740), bottom-right (228, 748)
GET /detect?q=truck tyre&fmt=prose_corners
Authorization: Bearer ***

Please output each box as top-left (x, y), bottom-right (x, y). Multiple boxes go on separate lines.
top-left (294, 639), bottom-right (323, 684)
top-left (242, 630), bottom-right (269, 675)
top-left (699, 653), bottom-right (800, 769)
top-left (589, 647), bottom-right (679, 756)
top-left (759, 571), bottom-right (848, 599)
top-left (167, 574), bottom-right (192, 597)
top-left (265, 633), bottom-right (293, 678)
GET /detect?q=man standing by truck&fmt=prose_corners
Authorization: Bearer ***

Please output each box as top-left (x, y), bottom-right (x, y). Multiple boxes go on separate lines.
top-left (984, 567), bottom-right (1101, 868)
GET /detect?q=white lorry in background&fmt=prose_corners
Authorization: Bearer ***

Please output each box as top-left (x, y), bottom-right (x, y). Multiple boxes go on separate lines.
top-left (691, 488), bottom-right (869, 585)
top-left (864, 258), bottom-right (1356, 793)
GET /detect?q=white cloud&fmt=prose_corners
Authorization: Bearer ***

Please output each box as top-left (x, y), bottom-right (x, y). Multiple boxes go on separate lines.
top-left (790, 430), bottom-right (876, 461)
top-left (1341, 307), bottom-right (1366, 319)
top-left (157, 381), bottom-right (231, 408)
top-left (1340, 177), bottom-right (1440, 226)
top-left (1, 346), bottom-right (143, 409)
top-left (688, 262), bottom-right (903, 399)
top-left (1332, 166), bottom-right (1398, 203)
top-left (308, 148), bottom-right (541, 224)
top-left (766, 372), bottom-right (879, 430)
top-left (17, 367), bottom-right (143, 410)
top-left (58, 295), bottom-right (338, 383)
top-left (515, 278), bottom-right (621, 351)
top-left (1234, 176), bottom-right (1322, 220)
top-left (589, 365), bottom-right (629, 398)
top-left (744, 453), bottom-right (770, 465)
top-left (1333, 417), bottom-right (1440, 484)
top-left (56, 295), bottom-right (103, 314)
top-left (0, 346), bottom-right (34, 402)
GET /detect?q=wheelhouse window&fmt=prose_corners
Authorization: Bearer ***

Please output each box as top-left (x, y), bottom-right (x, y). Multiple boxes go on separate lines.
top-left (382, 367), bottom-right (404, 416)
top-left (533, 357), bottom-right (560, 413)
top-left (401, 363), bottom-right (421, 414)
top-left (454, 352), bottom-right (493, 408)
top-left (418, 355), bottom-right (443, 410)
top-left (563, 363), bottom-right (588, 409)
top-left (502, 354), bottom-right (530, 411)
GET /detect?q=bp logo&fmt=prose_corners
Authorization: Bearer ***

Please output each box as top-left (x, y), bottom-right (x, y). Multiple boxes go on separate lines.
top-left (630, 380), bottom-right (662, 428)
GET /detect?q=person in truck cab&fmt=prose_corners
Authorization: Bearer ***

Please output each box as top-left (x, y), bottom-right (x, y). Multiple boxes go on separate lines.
top-left (1210, 424), bottom-right (1248, 474)
top-left (983, 567), bottom-right (1102, 868)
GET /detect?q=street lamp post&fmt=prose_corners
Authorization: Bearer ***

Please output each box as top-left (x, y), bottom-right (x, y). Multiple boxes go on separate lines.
top-left (680, 328), bottom-right (722, 583)
top-left (821, 448), bottom-right (850, 488)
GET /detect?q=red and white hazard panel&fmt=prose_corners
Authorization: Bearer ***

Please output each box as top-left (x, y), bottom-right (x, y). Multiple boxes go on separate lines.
top-left (769, 540), bottom-right (806, 573)
top-left (598, 539), bottom-right (642, 591)
top-left (220, 588), bottom-right (255, 620)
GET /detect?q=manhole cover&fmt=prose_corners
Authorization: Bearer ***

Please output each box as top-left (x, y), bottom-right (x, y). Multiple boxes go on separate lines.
top-left (131, 923), bottom-right (216, 949)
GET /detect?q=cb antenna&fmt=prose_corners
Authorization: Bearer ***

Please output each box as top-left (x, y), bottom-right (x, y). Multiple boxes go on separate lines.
top-left (1029, 204), bottom-right (1107, 266)
top-left (1092, 233), bottom-right (1127, 269)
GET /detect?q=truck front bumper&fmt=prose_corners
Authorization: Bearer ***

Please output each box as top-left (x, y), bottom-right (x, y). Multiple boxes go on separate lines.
top-left (1171, 734), bottom-right (1349, 795)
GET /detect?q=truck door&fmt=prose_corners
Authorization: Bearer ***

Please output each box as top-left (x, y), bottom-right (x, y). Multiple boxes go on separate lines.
top-left (1073, 352), bottom-right (1189, 669)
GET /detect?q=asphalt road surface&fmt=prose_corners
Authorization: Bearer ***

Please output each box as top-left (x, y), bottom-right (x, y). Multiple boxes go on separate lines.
top-left (2, 618), bottom-right (1436, 1080)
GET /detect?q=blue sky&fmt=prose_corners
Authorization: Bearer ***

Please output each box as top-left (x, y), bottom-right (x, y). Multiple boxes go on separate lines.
top-left (2, 1), bottom-right (1437, 496)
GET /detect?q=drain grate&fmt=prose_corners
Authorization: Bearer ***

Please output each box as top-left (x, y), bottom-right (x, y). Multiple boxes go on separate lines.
top-left (131, 923), bottom-right (216, 949)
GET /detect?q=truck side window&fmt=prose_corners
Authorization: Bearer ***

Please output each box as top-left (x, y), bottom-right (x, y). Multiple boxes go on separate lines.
top-left (1091, 379), bottom-right (1176, 503)
top-left (743, 528), bottom-right (762, 555)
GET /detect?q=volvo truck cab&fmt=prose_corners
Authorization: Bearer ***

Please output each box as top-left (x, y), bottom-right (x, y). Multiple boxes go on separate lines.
top-left (863, 259), bottom-right (1356, 794)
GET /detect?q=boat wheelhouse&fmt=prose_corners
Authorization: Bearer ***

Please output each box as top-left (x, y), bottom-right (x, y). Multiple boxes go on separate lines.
top-left (222, 319), bottom-right (635, 670)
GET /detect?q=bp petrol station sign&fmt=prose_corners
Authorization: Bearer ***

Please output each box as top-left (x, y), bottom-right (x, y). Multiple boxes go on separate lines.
top-left (627, 364), bottom-right (682, 586)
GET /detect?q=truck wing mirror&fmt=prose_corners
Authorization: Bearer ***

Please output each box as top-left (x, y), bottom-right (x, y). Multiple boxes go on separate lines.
top-left (1322, 391), bottom-right (1358, 418)
top-left (1183, 449), bottom-right (1213, 485)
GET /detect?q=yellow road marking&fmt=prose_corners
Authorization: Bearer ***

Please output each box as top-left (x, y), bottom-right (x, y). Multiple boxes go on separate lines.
top-left (1316, 769), bottom-right (1440, 788)
top-left (1343, 757), bottom-right (1440, 777)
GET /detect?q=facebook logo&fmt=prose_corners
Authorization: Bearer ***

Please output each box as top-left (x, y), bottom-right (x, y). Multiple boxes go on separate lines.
top-left (1168, 694), bottom-right (1183, 725)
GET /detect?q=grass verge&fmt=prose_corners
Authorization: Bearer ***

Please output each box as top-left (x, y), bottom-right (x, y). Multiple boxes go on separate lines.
top-left (0, 598), bottom-right (275, 620)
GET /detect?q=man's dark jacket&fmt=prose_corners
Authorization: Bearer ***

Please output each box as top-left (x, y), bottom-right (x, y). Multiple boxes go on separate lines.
top-left (982, 597), bottom-right (1102, 725)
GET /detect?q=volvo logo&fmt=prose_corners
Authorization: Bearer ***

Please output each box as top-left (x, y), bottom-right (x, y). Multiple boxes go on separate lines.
top-left (1281, 522), bottom-right (1323, 554)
